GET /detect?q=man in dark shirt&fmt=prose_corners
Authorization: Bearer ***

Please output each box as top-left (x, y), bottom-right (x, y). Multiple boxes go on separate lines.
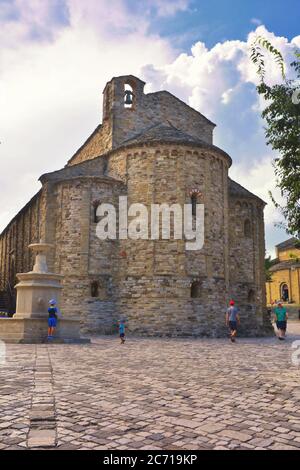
top-left (226, 300), bottom-right (240, 343)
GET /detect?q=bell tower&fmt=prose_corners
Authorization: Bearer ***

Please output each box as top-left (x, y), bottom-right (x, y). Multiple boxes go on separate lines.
top-left (102, 75), bottom-right (146, 147)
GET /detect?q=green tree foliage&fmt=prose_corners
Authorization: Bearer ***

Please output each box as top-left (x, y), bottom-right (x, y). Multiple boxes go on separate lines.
top-left (250, 37), bottom-right (300, 238)
top-left (265, 255), bottom-right (276, 281)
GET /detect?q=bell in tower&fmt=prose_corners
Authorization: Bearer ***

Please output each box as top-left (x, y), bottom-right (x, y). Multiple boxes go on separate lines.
top-left (124, 89), bottom-right (134, 107)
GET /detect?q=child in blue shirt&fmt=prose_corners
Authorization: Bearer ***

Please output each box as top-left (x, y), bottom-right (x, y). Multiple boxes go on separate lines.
top-left (119, 320), bottom-right (125, 344)
top-left (48, 299), bottom-right (58, 340)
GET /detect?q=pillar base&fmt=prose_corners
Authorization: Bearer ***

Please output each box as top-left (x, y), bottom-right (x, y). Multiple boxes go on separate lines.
top-left (0, 317), bottom-right (90, 344)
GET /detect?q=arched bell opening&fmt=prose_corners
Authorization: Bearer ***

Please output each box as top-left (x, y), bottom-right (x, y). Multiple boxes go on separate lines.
top-left (124, 83), bottom-right (134, 108)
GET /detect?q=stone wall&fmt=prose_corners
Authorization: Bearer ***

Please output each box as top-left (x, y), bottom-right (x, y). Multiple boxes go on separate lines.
top-left (44, 175), bottom-right (126, 334)
top-left (0, 139), bottom-right (269, 335)
top-left (105, 143), bottom-right (232, 337)
top-left (277, 246), bottom-right (300, 262)
top-left (0, 191), bottom-right (42, 308)
top-left (228, 195), bottom-right (269, 333)
top-left (110, 78), bottom-right (215, 148)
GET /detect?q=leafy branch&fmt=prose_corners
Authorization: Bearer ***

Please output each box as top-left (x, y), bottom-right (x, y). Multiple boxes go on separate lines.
top-left (250, 37), bottom-right (300, 238)
top-left (250, 36), bottom-right (286, 82)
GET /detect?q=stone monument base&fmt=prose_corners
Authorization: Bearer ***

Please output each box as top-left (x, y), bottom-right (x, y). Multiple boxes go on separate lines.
top-left (0, 317), bottom-right (90, 344)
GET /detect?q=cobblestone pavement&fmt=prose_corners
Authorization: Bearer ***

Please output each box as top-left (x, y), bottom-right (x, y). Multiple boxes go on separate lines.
top-left (0, 323), bottom-right (300, 451)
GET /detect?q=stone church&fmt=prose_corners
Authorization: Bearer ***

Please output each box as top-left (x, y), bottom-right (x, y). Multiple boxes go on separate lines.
top-left (0, 75), bottom-right (270, 336)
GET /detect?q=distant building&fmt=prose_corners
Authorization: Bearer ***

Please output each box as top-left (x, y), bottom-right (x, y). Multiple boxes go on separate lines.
top-left (266, 238), bottom-right (300, 305)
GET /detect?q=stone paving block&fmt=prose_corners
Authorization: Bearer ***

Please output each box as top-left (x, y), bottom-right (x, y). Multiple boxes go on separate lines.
top-left (217, 429), bottom-right (253, 442)
top-left (27, 429), bottom-right (56, 448)
top-left (29, 410), bottom-right (56, 421)
top-left (198, 423), bottom-right (226, 433)
top-left (270, 442), bottom-right (300, 450)
top-left (248, 438), bottom-right (274, 447)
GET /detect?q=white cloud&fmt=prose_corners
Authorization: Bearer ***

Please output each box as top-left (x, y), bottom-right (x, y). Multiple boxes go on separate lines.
top-left (0, 0), bottom-right (68, 45)
top-left (250, 18), bottom-right (262, 26)
top-left (143, 26), bottom-right (299, 122)
top-left (151, 0), bottom-right (190, 17)
top-left (0, 0), bottom-right (174, 232)
top-left (221, 88), bottom-right (234, 104)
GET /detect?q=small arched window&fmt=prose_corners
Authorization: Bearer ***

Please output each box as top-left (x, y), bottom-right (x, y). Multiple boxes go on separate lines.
top-left (247, 289), bottom-right (255, 302)
top-left (244, 219), bottom-right (251, 237)
top-left (281, 283), bottom-right (289, 302)
top-left (103, 159), bottom-right (108, 175)
top-left (93, 206), bottom-right (98, 223)
top-left (191, 281), bottom-right (201, 298)
top-left (91, 281), bottom-right (99, 298)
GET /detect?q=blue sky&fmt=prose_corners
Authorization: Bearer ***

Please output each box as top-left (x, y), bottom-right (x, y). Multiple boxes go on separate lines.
top-left (142, 0), bottom-right (300, 50)
top-left (0, 0), bottom-right (299, 256)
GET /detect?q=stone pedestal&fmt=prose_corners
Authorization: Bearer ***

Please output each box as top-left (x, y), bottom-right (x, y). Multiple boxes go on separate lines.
top-left (14, 272), bottom-right (63, 319)
top-left (0, 243), bottom-right (89, 343)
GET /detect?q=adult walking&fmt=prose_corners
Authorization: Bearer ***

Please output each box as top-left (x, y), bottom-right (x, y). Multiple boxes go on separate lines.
top-left (226, 300), bottom-right (240, 343)
top-left (274, 301), bottom-right (288, 340)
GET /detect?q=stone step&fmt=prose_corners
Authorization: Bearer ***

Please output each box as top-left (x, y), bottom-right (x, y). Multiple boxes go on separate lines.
top-left (0, 317), bottom-right (90, 343)
top-left (0, 335), bottom-right (90, 344)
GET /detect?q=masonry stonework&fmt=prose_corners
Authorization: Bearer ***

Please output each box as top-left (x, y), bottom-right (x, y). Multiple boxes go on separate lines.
top-left (0, 75), bottom-right (271, 336)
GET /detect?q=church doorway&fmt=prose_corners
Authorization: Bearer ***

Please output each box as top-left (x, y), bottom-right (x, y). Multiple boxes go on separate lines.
top-left (281, 283), bottom-right (289, 302)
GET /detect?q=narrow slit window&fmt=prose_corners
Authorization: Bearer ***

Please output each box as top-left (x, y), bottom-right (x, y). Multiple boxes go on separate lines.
top-left (91, 281), bottom-right (99, 298)
top-left (244, 219), bottom-right (251, 237)
top-left (191, 194), bottom-right (197, 217)
top-left (247, 289), bottom-right (255, 302)
top-left (93, 201), bottom-right (100, 223)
